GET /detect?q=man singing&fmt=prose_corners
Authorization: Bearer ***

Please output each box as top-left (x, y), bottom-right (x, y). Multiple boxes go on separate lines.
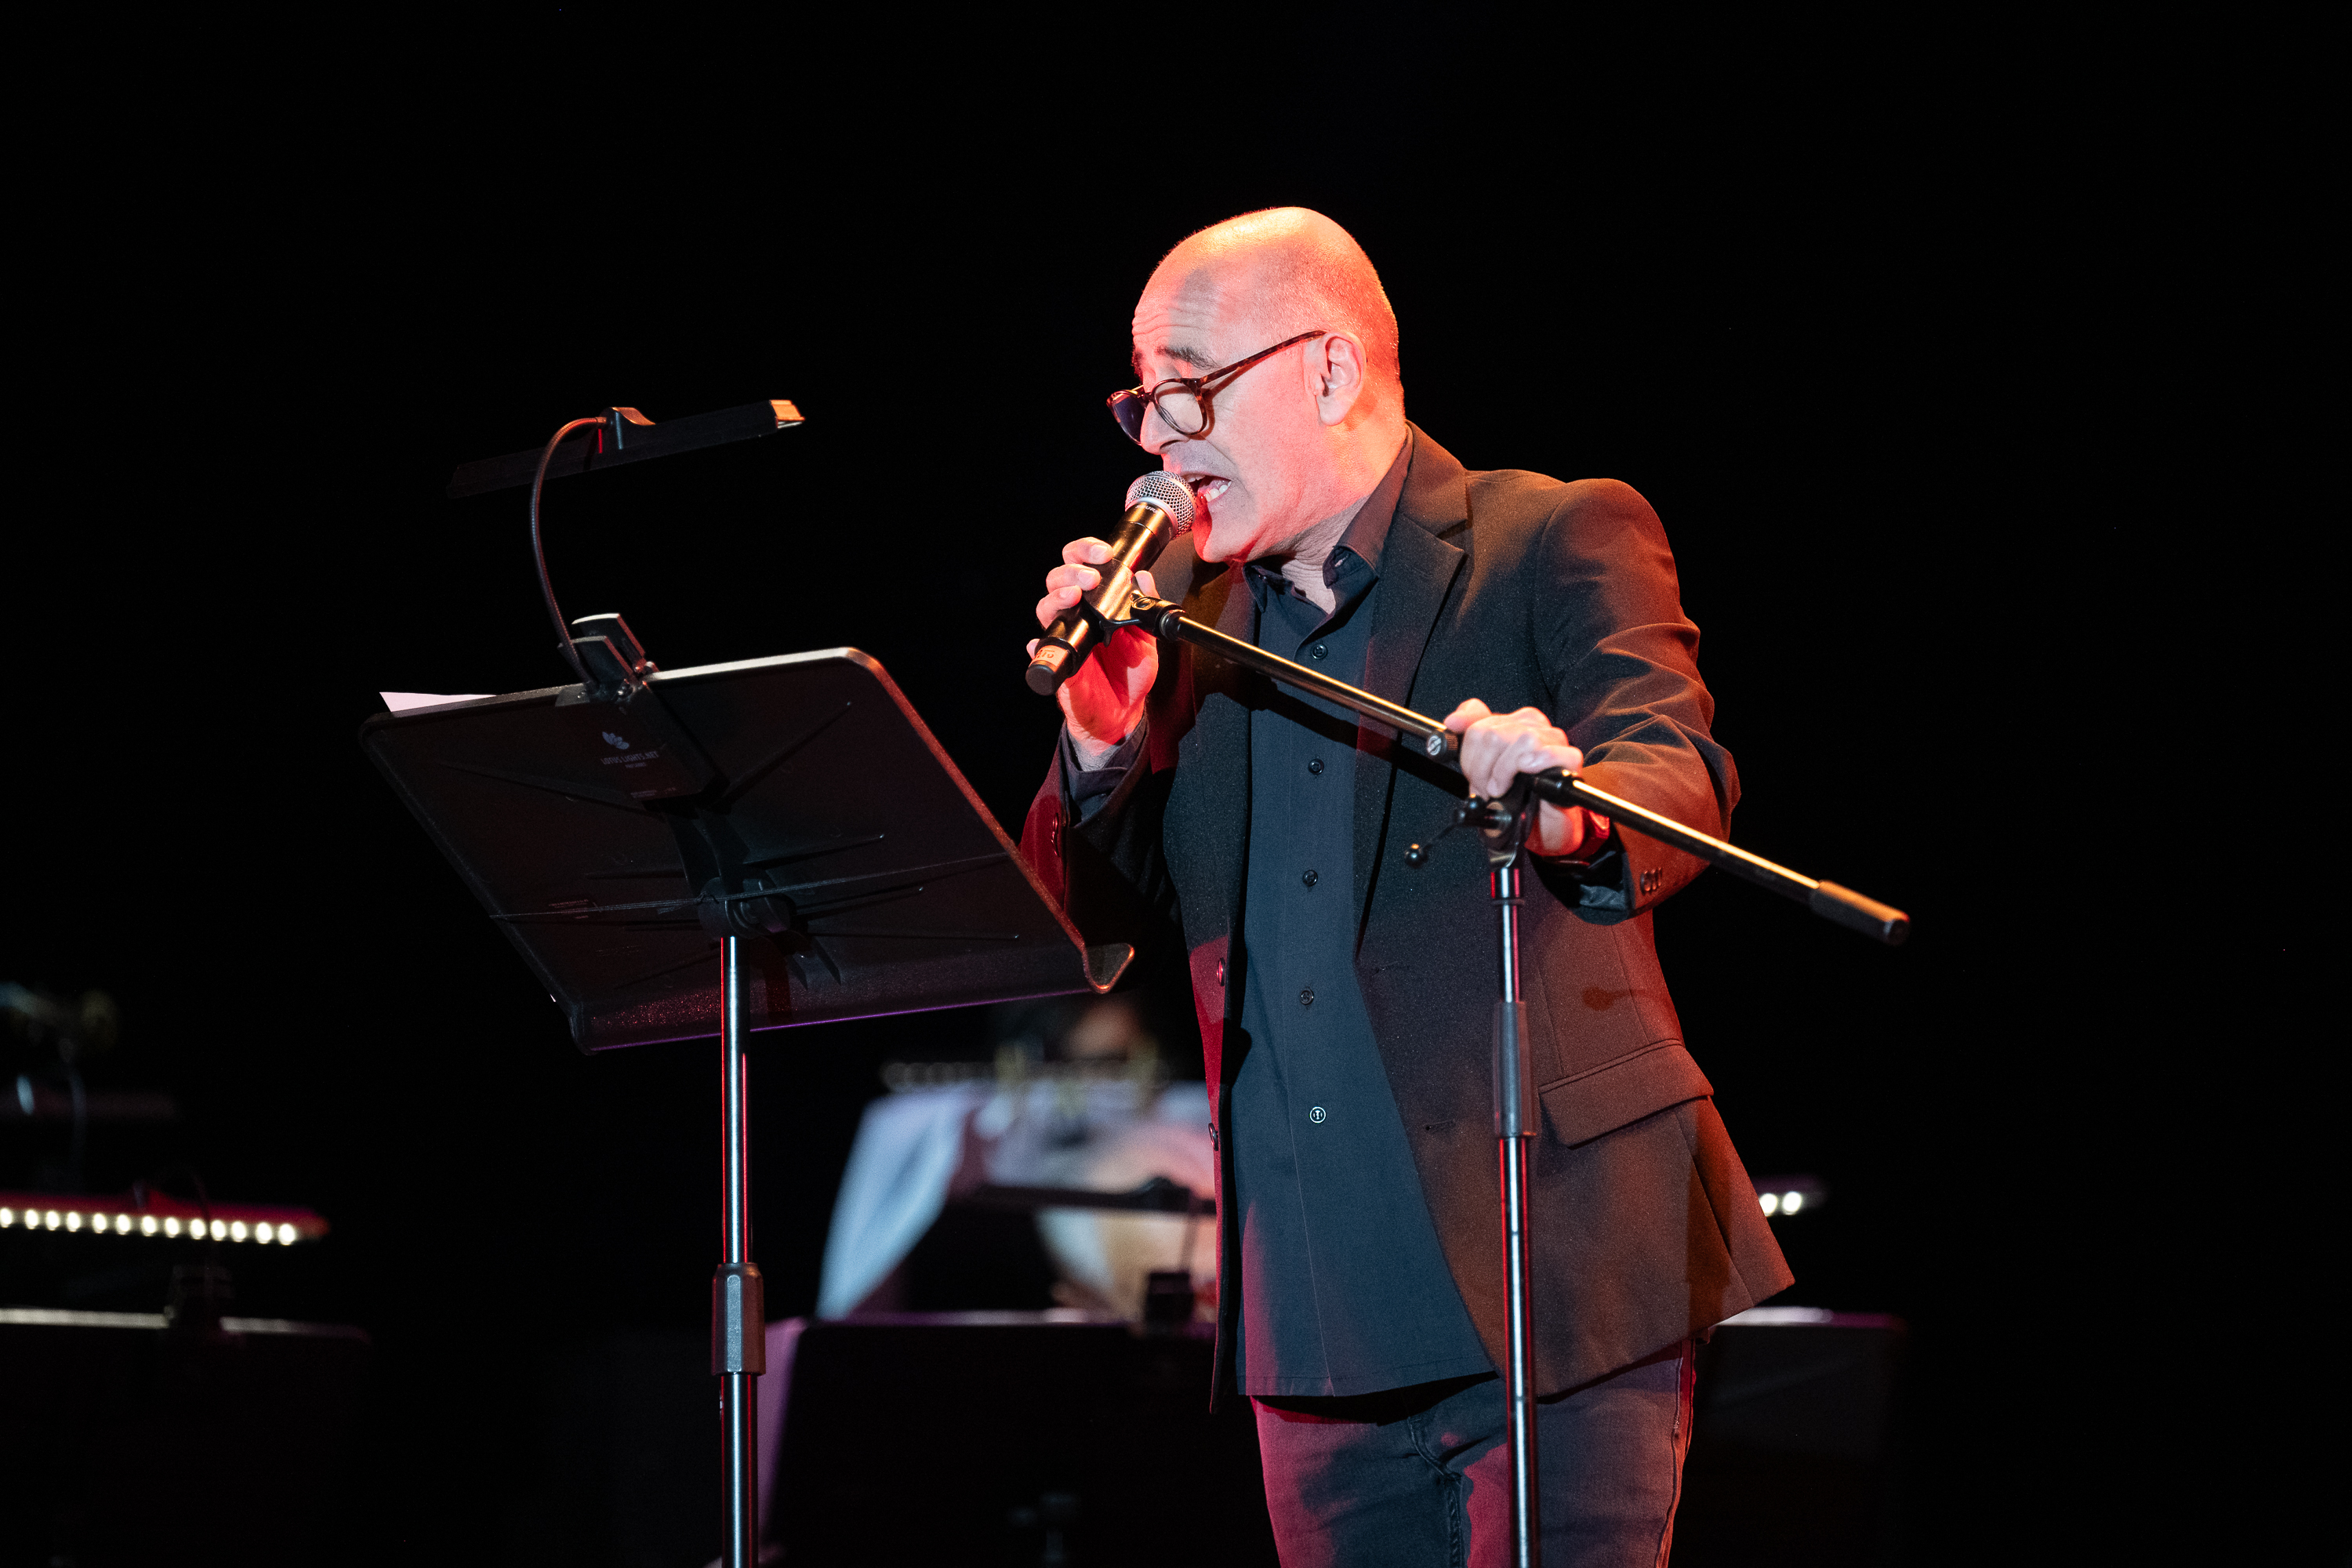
top-left (1020, 209), bottom-right (1790, 1567)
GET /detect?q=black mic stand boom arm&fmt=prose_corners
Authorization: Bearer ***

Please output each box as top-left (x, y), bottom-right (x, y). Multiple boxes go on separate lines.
top-left (1113, 594), bottom-right (1909, 946)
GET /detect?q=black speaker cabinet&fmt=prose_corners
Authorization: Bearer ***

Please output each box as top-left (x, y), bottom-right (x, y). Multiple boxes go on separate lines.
top-left (768, 1314), bottom-right (1276, 1567)
top-left (0, 1308), bottom-right (372, 1568)
top-left (1676, 1312), bottom-right (1908, 1567)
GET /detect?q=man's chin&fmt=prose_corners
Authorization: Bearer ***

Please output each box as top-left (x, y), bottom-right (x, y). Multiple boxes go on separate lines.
top-left (1190, 510), bottom-right (1250, 564)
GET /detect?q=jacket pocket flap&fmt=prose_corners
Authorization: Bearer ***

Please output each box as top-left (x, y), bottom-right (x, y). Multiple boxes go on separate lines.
top-left (1538, 1042), bottom-right (1713, 1147)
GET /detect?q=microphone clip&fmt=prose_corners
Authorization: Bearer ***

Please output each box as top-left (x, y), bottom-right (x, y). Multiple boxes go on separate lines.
top-left (1103, 592), bottom-right (1181, 639)
top-left (564, 612), bottom-right (659, 704)
top-left (1457, 775), bottom-right (1537, 867)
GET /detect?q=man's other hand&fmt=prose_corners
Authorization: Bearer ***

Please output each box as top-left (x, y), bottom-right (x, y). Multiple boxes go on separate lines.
top-left (1443, 699), bottom-right (1609, 859)
top-left (1031, 538), bottom-right (1161, 764)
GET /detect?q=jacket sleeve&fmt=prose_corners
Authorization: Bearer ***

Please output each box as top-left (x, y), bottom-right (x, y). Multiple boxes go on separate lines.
top-left (1527, 478), bottom-right (1739, 922)
top-left (1017, 716), bottom-right (1183, 957)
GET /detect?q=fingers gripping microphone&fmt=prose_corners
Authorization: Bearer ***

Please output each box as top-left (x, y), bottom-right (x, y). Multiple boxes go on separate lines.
top-left (1025, 472), bottom-right (1196, 695)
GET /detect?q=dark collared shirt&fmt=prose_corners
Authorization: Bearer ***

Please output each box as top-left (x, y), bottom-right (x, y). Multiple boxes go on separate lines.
top-left (1067, 441), bottom-right (1490, 1397)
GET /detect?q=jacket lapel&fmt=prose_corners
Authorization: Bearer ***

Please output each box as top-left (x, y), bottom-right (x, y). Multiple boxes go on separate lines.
top-left (1353, 427), bottom-right (1470, 931)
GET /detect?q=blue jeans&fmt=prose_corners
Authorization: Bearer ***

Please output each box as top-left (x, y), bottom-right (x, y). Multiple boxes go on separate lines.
top-left (1252, 1342), bottom-right (1696, 1567)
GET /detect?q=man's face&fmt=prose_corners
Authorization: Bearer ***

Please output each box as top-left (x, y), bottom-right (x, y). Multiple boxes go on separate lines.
top-left (1129, 263), bottom-right (1332, 564)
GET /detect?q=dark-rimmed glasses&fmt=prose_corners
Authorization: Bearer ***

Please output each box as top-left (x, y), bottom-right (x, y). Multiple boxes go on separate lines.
top-left (1107, 329), bottom-right (1329, 445)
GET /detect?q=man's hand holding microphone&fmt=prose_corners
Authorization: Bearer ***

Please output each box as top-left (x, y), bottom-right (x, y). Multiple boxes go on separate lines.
top-left (1025, 472), bottom-right (1193, 769)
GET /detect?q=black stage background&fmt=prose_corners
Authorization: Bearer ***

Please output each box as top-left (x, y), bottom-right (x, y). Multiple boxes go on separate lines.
top-left (5, 16), bottom-right (2327, 1567)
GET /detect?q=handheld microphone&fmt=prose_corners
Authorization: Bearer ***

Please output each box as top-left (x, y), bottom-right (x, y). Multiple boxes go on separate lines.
top-left (1025, 472), bottom-right (1197, 695)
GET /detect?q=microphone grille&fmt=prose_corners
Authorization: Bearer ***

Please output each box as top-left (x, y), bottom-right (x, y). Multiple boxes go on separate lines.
top-left (1124, 471), bottom-right (1197, 534)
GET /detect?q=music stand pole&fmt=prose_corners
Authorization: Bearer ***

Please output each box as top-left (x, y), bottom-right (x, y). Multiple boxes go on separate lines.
top-left (716, 935), bottom-right (764, 1566)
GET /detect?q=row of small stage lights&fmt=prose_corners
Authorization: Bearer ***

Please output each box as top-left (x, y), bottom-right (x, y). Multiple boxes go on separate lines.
top-left (0, 1199), bottom-right (323, 1244)
top-left (1755, 1178), bottom-right (1827, 1218)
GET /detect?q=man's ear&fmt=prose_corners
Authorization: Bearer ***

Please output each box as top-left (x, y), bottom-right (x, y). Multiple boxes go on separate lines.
top-left (1311, 332), bottom-right (1370, 426)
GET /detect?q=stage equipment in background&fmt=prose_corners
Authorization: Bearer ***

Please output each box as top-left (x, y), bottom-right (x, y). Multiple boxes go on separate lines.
top-left (821, 1073), bottom-right (1214, 1323)
top-left (1025, 545), bottom-right (1915, 1568)
top-left (2, 1081), bottom-right (178, 1126)
top-left (2, 982), bottom-right (120, 1062)
top-left (1754, 1174), bottom-right (1829, 1216)
top-left (7, 979), bottom-right (330, 1341)
top-left (365, 646), bottom-right (1130, 1567)
top-left (0, 1308), bottom-right (372, 1566)
top-left (5, 981), bottom-right (162, 1196)
top-left (760, 1312), bottom-right (1275, 1567)
top-left (879, 1051), bottom-right (1169, 1094)
top-left (0, 1190), bottom-right (325, 1243)
top-left (1677, 1308), bottom-right (1909, 1567)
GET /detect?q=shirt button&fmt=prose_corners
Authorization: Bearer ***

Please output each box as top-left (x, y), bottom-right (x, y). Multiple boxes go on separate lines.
top-left (1301, 869), bottom-right (1319, 887)
top-left (1308, 1105), bottom-right (1328, 1124)
top-left (1308, 643), bottom-right (1329, 662)
top-left (1307, 757), bottom-right (1325, 775)
top-left (1298, 988), bottom-right (1315, 1007)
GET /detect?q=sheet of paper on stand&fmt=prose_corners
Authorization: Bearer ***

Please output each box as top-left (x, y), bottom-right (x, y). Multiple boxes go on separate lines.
top-left (378, 691), bottom-right (492, 713)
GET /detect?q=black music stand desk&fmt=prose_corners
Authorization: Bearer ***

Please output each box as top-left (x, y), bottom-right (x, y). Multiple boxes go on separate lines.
top-left (361, 648), bottom-right (1127, 1566)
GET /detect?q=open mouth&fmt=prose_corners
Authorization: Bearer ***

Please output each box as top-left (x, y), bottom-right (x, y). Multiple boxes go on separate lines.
top-left (1182, 474), bottom-right (1232, 506)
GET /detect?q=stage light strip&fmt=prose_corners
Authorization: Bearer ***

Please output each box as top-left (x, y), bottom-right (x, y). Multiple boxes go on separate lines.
top-left (0, 1198), bottom-right (325, 1243)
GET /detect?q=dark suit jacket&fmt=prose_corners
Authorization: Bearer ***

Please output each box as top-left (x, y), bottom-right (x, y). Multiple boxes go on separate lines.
top-left (1021, 425), bottom-right (1792, 1399)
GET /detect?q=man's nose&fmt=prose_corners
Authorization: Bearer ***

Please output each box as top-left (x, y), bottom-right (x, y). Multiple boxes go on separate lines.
top-left (1141, 401), bottom-right (1185, 455)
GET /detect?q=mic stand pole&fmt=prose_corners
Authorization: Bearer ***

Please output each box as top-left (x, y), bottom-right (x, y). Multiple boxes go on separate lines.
top-left (1096, 594), bottom-right (1914, 1568)
top-left (1482, 777), bottom-right (1541, 1566)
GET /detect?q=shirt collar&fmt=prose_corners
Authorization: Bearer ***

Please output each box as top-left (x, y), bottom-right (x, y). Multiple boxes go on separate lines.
top-left (1332, 430), bottom-right (1412, 581)
top-left (1243, 433), bottom-right (1414, 599)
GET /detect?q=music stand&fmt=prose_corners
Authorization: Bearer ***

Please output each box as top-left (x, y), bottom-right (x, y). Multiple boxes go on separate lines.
top-left (361, 647), bottom-right (1129, 1566)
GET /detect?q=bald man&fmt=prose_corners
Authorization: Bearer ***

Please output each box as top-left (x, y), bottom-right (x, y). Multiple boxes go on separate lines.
top-left (1021, 209), bottom-right (1790, 1567)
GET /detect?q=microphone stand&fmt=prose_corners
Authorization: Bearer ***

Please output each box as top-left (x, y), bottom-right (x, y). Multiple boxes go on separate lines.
top-left (1102, 593), bottom-right (1909, 1568)
top-left (1115, 596), bottom-right (1910, 945)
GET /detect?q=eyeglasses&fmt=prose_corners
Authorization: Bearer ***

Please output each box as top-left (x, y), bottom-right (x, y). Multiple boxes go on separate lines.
top-left (1107, 330), bottom-right (1329, 446)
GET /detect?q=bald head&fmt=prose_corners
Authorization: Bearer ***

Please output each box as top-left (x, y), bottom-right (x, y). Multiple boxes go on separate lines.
top-left (1139, 208), bottom-right (1402, 393)
top-left (1127, 209), bottom-right (1409, 567)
